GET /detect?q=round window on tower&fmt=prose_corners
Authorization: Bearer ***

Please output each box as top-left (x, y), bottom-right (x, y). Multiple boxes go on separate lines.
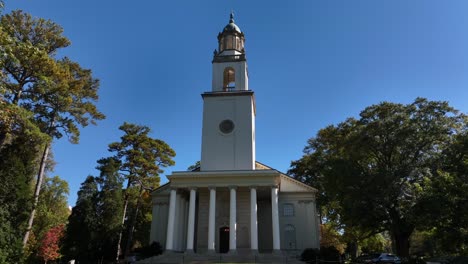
top-left (219, 119), bottom-right (235, 134)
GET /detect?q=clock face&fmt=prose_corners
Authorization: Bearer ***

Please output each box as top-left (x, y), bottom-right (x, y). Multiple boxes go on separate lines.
top-left (219, 119), bottom-right (235, 134)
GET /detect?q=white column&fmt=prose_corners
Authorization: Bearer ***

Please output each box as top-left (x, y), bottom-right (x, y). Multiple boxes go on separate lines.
top-left (165, 188), bottom-right (177, 251)
top-left (271, 185), bottom-right (281, 251)
top-left (186, 188), bottom-right (196, 252)
top-left (229, 186), bottom-right (237, 253)
top-left (250, 187), bottom-right (258, 252)
top-left (207, 187), bottom-right (216, 252)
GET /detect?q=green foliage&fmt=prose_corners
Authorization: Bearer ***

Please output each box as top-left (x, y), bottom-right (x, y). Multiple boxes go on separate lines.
top-left (129, 190), bottom-right (153, 248)
top-left (137, 241), bottom-right (163, 258)
top-left (62, 158), bottom-right (125, 263)
top-left (35, 176), bottom-right (70, 239)
top-left (108, 122), bottom-right (176, 188)
top-left (412, 131), bottom-right (468, 255)
top-left (62, 176), bottom-right (99, 262)
top-left (0, 131), bottom-right (43, 263)
top-left (95, 157), bottom-right (124, 261)
top-left (0, 9), bottom-right (104, 143)
top-left (360, 233), bottom-right (389, 254)
top-left (0, 10), bottom-right (69, 106)
top-left (108, 122), bottom-right (175, 258)
top-left (187, 161), bottom-right (200, 171)
top-left (320, 224), bottom-right (345, 253)
top-left (289, 98), bottom-right (468, 257)
top-left (0, 9), bottom-right (104, 249)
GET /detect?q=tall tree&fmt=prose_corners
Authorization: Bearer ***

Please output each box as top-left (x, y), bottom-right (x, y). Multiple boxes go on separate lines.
top-left (62, 176), bottom-right (99, 263)
top-left (290, 98), bottom-right (467, 257)
top-left (95, 157), bottom-right (124, 262)
top-left (108, 122), bottom-right (175, 261)
top-left (0, 10), bottom-right (105, 246)
top-left (62, 159), bottom-right (124, 263)
top-left (0, 132), bottom-right (41, 263)
top-left (414, 131), bottom-right (468, 254)
top-left (33, 176), bottom-right (70, 247)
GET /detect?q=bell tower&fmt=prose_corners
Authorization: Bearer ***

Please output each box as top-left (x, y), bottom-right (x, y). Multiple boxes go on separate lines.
top-left (200, 13), bottom-right (256, 171)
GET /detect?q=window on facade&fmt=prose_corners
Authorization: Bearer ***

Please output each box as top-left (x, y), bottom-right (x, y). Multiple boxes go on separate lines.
top-left (283, 203), bottom-right (294, 216)
top-left (223, 67), bottom-right (235, 90)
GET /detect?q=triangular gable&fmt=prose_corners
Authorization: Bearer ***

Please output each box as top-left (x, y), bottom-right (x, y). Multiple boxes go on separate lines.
top-left (280, 174), bottom-right (317, 192)
top-left (151, 182), bottom-right (171, 197)
top-left (256, 161), bottom-right (317, 193)
top-left (255, 161), bottom-right (273, 170)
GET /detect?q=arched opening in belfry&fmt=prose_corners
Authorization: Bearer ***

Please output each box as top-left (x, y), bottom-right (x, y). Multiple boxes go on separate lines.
top-left (223, 67), bottom-right (235, 91)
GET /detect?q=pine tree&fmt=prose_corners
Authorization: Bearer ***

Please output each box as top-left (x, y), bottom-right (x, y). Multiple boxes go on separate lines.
top-left (62, 176), bottom-right (98, 263)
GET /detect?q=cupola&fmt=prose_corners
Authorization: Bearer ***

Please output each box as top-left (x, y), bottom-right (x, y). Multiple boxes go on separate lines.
top-left (216, 13), bottom-right (245, 55)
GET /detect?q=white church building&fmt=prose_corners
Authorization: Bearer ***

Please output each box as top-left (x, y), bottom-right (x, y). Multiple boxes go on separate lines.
top-left (149, 14), bottom-right (320, 256)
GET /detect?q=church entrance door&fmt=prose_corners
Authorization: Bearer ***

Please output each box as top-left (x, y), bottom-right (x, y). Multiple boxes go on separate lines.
top-left (284, 225), bottom-right (296, 249)
top-left (219, 226), bottom-right (230, 253)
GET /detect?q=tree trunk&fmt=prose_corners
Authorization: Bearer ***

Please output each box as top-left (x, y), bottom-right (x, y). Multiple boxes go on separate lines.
top-left (115, 181), bottom-right (131, 262)
top-left (391, 225), bottom-right (413, 258)
top-left (347, 241), bottom-right (359, 259)
top-left (22, 142), bottom-right (51, 247)
top-left (124, 185), bottom-right (144, 259)
top-left (0, 132), bottom-right (7, 149)
top-left (388, 207), bottom-right (414, 258)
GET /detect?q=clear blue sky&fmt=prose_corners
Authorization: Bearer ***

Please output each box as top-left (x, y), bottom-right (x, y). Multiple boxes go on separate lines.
top-left (5, 1), bottom-right (468, 206)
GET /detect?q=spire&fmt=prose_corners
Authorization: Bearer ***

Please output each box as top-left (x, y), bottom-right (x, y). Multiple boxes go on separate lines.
top-left (229, 10), bottom-right (235, 23)
top-left (222, 11), bottom-right (241, 33)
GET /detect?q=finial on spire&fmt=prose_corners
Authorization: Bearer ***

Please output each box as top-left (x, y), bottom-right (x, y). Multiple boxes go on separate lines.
top-left (229, 10), bottom-right (235, 23)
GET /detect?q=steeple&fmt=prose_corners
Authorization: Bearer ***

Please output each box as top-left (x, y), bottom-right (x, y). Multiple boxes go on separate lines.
top-left (201, 13), bottom-right (255, 171)
top-left (211, 14), bottom-right (249, 92)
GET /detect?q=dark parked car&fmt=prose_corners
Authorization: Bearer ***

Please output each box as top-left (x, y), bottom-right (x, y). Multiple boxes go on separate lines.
top-left (370, 253), bottom-right (401, 264)
top-left (354, 253), bottom-right (401, 264)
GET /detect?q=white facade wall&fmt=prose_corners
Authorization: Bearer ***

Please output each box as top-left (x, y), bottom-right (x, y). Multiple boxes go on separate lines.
top-left (279, 193), bottom-right (320, 251)
top-left (150, 196), bottom-right (169, 247)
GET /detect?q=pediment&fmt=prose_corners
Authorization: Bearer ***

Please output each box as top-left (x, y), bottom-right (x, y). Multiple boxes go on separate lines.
top-left (151, 182), bottom-right (170, 197)
top-left (279, 174), bottom-right (317, 193)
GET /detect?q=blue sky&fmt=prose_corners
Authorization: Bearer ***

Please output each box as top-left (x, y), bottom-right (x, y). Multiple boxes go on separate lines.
top-left (5, 1), bottom-right (468, 205)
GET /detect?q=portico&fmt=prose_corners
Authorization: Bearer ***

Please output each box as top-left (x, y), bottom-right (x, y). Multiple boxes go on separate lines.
top-left (163, 169), bottom-right (282, 254)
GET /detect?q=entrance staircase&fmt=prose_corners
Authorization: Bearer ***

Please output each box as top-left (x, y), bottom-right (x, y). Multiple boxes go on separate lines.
top-left (136, 251), bottom-right (304, 264)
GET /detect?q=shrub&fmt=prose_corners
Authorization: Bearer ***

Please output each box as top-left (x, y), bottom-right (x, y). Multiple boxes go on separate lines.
top-left (301, 247), bottom-right (341, 263)
top-left (137, 241), bottom-right (163, 258)
top-left (301, 248), bottom-right (319, 262)
top-left (320, 246), bottom-right (341, 261)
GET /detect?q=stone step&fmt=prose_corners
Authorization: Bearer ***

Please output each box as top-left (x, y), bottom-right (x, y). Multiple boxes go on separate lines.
top-left (136, 252), bottom-right (304, 264)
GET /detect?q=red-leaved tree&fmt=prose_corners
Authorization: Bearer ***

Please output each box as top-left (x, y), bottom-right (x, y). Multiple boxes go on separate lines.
top-left (38, 224), bottom-right (64, 264)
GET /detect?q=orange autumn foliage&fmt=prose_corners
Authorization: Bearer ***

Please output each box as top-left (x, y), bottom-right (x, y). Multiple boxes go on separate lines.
top-left (38, 224), bottom-right (64, 263)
